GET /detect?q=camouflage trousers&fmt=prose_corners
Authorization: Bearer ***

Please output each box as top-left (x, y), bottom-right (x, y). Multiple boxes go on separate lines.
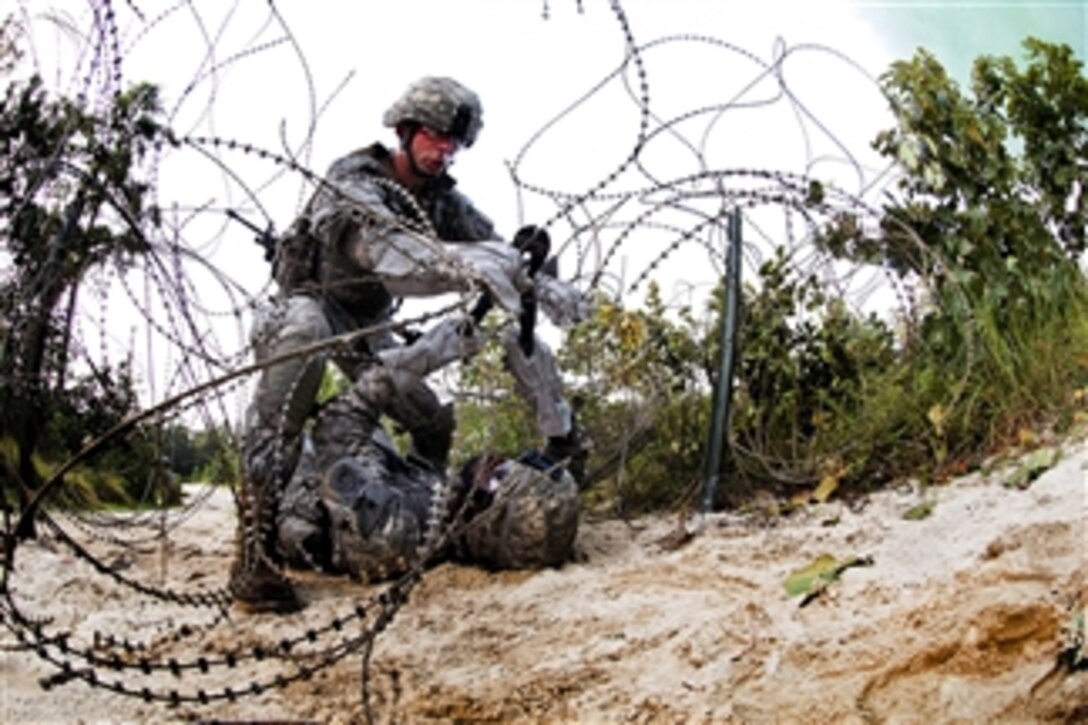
top-left (243, 294), bottom-right (453, 494)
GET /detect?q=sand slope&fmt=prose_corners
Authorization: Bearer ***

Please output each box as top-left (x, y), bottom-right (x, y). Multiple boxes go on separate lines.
top-left (2, 439), bottom-right (1084, 723)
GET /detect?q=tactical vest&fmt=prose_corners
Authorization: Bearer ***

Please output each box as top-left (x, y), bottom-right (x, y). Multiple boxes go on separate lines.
top-left (272, 216), bottom-right (320, 294)
top-left (273, 144), bottom-right (498, 321)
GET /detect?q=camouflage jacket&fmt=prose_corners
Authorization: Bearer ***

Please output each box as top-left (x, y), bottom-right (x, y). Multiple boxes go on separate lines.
top-left (303, 143), bottom-right (500, 322)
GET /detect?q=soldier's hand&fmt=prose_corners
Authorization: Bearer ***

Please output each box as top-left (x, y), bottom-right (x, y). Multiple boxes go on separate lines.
top-left (512, 225), bottom-right (551, 276)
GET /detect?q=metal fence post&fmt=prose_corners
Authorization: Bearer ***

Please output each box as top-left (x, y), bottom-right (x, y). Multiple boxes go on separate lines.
top-left (701, 207), bottom-right (742, 513)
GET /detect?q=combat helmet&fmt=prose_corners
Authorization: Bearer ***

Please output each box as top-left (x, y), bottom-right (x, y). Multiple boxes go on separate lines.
top-left (458, 455), bottom-right (580, 570)
top-left (383, 76), bottom-right (483, 147)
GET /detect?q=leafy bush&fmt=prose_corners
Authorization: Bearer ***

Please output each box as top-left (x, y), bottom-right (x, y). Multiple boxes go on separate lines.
top-left (454, 38), bottom-right (1087, 513)
top-left (0, 54), bottom-right (173, 530)
top-left (819, 37), bottom-right (1088, 467)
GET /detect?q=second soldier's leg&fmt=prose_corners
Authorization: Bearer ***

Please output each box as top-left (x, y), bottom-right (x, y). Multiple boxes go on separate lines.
top-left (387, 382), bottom-right (454, 472)
top-left (311, 318), bottom-right (479, 579)
top-left (336, 328), bottom-right (454, 473)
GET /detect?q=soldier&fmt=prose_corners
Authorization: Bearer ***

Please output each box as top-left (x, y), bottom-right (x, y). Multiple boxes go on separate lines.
top-left (275, 317), bottom-right (581, 585)
top-left (231, 77), bottom-right (588, 612)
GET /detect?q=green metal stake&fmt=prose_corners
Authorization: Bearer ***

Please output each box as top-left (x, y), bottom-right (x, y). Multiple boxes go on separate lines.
top-left (702, 207), bottom-right (742, 513)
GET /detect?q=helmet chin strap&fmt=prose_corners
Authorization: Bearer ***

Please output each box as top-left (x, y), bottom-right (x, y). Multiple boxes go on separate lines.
top-left (407, 145), bottom-right (429, 178)
top-left (398, 125), bottom-right (429, 179)
top-left (397, 123), bottom-right (456, 183)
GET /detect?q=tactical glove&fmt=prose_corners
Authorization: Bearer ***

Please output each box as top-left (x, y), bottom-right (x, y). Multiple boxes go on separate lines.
top-left (512, 225), bottom-right (551, 276)
top-left (469, 225), bottom-right (552, 330)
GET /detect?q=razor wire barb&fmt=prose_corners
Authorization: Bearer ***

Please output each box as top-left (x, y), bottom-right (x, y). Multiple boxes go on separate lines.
top-left (0, 0), bottom-right (971, 719)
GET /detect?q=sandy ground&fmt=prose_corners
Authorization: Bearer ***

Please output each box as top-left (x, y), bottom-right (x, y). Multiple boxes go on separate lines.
top-left (1, 437), bottom-right (1085, 723)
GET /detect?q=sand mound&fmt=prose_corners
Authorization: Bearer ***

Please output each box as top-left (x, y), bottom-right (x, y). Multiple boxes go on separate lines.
top-left (2, 439), bottom-right (1084, 722)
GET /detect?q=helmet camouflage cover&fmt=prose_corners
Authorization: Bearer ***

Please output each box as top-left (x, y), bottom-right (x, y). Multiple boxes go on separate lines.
top-left (459, 459), bottom-right (580, 569)
top-left (383, 76), bottom-right (483, 147)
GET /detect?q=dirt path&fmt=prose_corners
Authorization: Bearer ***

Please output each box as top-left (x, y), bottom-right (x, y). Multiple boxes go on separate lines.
top-left (2, 439), bottom-right (1085, 722)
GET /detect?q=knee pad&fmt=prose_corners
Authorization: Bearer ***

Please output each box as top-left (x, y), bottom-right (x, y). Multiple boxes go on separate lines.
top-left (321, 456), bottom-right (424, 581)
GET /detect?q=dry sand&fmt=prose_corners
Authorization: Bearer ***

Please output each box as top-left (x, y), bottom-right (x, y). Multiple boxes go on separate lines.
top-left (1, 437), bottom-right (1085, 723)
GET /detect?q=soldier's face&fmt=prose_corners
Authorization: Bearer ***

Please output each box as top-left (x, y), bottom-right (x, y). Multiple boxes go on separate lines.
top-left (410, 125), bottom-right (462, 176)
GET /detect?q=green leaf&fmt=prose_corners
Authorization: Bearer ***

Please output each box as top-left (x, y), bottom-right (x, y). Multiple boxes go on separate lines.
top-left (1059, 610), bottom-right (1086, 672)
top-left (784, 554), bottom-right (873, 598)
top-left (922, 162), bottom-right (946, 190)
top-left (812, 468), bottom-right (842, 504)
top-left (903, 500), bottom-right (936, 520)
top-left (898, 135), bottom-right (922, 170)
top-left (1004, 447), bottom-right (1062, 490)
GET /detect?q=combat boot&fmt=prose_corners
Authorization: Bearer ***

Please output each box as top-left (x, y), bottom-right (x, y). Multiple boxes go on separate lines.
top-left (229, 484), bottom-right (301, 614)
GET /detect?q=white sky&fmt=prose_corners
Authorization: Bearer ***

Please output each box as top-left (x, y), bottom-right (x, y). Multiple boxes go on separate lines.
top-left (23, 0), bottom-right (896, 247)
top-left (11, 0), bottom-right (951, 411)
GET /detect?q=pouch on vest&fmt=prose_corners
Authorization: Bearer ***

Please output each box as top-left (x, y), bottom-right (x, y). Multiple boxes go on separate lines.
top-left (273, 217), bottom-right (320, 293)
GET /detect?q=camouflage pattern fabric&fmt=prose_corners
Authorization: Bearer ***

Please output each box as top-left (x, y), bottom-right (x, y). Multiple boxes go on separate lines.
top-left (276, 431), bottom-right (437, 580)
top-left (275, 434), bottom-right (329, 569)
top-left (243, 140), bottom-right (495, 488)
top-left (458, 458), bottom-right (580, 570)
top-left (276, 319), bottom-right (454, 578)
top-left (275, 319), bottom-right (578, 579)
top-left (319, 448), bottom-right (434, 581)
top-left (304, 144), bottom-right (501, 320)
top-left (502, 326), bottom-right (573, 438)
top-left (245, 123), bottom-right (585, 582)
top-left (278, 441), bottom-right (580, 580)
top-left (243, 295), bottom-right (332, 492)
top-left (248, 140), bottom-right (581, 489)
top-left (307, 144), bottom-right (529, 314)
top-left (244, 293), bottom-right (451, 481)
top-left (382, 76), bottom-right (483, 147)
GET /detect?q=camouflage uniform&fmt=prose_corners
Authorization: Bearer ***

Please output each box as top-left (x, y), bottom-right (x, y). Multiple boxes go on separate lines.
top-left (276, 318), bottom-right (580, 580)
top-left (232, 77), bottom-right (586, 610)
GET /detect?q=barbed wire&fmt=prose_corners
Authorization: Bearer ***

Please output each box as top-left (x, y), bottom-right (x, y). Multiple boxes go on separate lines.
top-left (0, 0), bottom-right (973, 720)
